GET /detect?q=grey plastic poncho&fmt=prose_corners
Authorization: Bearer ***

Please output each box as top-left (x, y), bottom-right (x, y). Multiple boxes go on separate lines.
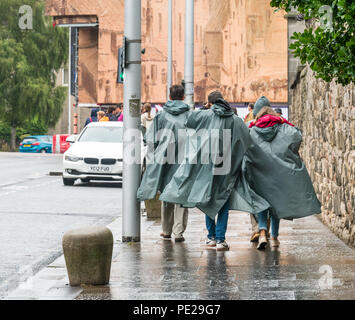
top-left (159, 99), bottom-right (254, 219)
top-left (233, 123), bottom-right (321, 220)
top-left (137, 100), bottom-right (191, 200)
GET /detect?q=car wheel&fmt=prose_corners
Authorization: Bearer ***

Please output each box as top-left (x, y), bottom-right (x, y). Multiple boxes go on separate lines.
top-left (40, 149), bottom-right (46, 154)
top-left (63, 177), bottom-right (75, 186)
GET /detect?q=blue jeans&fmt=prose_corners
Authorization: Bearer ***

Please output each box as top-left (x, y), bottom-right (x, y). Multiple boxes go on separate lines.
top-left (258, 209), bottom-right (280, 238)
top-left (205, 201), bottom-right (229, 242)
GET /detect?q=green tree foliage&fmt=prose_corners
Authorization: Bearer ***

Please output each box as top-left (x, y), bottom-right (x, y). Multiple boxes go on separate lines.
top-left (0, 0), bottom-right (68, 150)
top-left (270, 0), bottom-right (355, 85)
top-left (0, 119), bottom-right (48, 150)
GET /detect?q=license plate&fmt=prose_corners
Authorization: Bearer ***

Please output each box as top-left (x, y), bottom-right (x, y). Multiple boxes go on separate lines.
top-left (24, 145), bottom-right (31, 147)
top-left (89, 166), bottom-right (112, 173)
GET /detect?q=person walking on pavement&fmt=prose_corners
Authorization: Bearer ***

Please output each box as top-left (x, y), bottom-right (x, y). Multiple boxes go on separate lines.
top-left (117, 106), bottom-right (124, 122)
top-left (141, 103), bottom-right (154, 131)
top-left (84, 108), bottom-right (99, 127)
top-left (114, 104), bottom-right (123, 120)
top-left (274, 108), bottom-right (283, 117)
top-left (203, 92), bottom-right (232, 251)
top-left (247, 98), bottom-right (270, 243)
top-left (97, 111), bottom-right (109, 122)
top-left (244, 98), bottom-right (321, 249)
top-left (244, 103), bottom-right (255, 123)
top-left (159, 91), bottom-right (253, 251)
top-left (106, 106), bottom-right (117, 121)
top-left (137, 85), bottom-right (191, 242)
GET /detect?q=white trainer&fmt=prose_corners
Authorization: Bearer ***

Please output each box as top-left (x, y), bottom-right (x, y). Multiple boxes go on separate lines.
top-left (216, 240), bottom-right (230, 251)
top-left (205, 238), bottom-right (216, 247)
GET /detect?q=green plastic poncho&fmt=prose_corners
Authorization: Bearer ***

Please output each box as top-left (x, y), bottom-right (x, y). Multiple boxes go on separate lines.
top-left (233, 123), bottom-right (321, 220)
top-left (137, 100), bottom-right (191, 200)
top-left (159, 99), bottom-right (254, 219)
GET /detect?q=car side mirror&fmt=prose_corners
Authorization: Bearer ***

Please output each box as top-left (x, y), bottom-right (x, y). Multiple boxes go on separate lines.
top-left (66, 135), bottom-right (77, 144)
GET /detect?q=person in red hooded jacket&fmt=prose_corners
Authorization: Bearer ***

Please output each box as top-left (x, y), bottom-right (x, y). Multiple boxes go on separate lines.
top-left (249, 107), bottom-right (294, 129)
top-left (247, 106), bottom-right (295, 249)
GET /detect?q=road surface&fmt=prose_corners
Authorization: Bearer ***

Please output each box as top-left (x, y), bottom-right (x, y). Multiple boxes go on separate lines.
top-left (0, 152), bottom-right (122, 298)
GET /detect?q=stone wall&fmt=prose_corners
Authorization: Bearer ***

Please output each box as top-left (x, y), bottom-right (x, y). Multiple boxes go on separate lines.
top-left (290, 65), bottom-right (355, 247)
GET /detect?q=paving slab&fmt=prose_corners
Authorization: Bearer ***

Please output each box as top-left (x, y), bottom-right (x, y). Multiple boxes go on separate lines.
top-left (5, 209), bottom-right (355, 300)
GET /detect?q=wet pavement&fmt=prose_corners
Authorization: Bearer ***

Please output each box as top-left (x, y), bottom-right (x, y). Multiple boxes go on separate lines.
top-left (0, 152), bottom-right (120, 298)
top-left (74, 209), bottom-right (355, 300)
top-left (6, 207), bottom-right (355, 300)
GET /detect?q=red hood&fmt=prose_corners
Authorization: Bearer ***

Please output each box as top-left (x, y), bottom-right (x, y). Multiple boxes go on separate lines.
top-left (249, 115), bottom-right (294, 128)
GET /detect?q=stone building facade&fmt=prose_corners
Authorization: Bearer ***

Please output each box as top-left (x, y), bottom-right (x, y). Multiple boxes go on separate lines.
top-left (290, 65), bottom-right (355, 247)
top-left (46, 0), bottom-right (288, 105)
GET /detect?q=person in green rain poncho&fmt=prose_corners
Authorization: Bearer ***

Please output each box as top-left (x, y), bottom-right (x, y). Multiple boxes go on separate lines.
top-left (137, 85), bottom-right (191, 242)
top-left (159, 91), bottom-right (255, 251)
top-left (235, 99), bottom-right (321, 250)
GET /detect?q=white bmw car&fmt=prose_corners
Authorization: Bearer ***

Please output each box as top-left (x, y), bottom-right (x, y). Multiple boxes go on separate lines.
top-left (62, 122), bottom-right (125, 186)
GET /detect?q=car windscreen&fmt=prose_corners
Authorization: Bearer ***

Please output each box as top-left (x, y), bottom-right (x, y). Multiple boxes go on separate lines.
top-left (39, 136), bottom-right (51, 142)
top-left (22, 138), bottom-right (37, 144)
top-left (78, 126), bottom-right (123, 143)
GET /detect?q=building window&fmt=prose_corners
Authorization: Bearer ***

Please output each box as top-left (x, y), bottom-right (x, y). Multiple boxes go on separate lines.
top-left (159, 13), bottom-right (162, 33)
top-left (151, 64), bottom-right (157, 85)
top-left (239, 57), bottom-right (241, 78)
top-left (179, 14), bottom-right (182, 42)
top-left (161, 68), bottom-right (167, 85)
top-left (62, 68), bottom-right (69, 86)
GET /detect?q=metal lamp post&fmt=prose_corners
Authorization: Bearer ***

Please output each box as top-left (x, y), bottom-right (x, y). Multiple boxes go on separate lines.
top-left (122, 0), bottom-right (142, 242)
top-left (167, 0), bottom-right (173, 100)
top-left (184, 0), bottom-right (194, 108)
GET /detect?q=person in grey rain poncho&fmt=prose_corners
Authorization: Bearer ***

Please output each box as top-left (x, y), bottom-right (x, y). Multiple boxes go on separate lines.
top-left (232, 97), bottom-right (321, 250)
top-left (158, 94), bottom-right (321, 251)
top-left (137, 85), bottom-right (191, 242)
top-left (159, 91), bottom-right (255, 251)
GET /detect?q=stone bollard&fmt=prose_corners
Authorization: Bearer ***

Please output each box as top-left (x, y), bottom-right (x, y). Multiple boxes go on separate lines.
top-left (62, 226), bottom-right (113, 286)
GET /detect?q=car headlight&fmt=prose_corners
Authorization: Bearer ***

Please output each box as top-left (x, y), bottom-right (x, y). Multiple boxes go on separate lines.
top-left (65, 154), bottom-right (83, 162)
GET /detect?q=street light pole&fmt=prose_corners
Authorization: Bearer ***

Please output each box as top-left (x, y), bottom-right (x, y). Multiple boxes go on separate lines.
top-left (167, 0), bottom-right (173, 100)
top-left (68, 27), bottom-right (71, 134)
top-left (184, 0), bottom-right (194, 108)
top-left (122, 0), bottom-right (142, 242)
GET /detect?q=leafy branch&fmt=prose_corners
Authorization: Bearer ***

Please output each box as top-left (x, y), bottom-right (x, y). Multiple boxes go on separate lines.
top-left (270, 0), bottom-right (355, 85)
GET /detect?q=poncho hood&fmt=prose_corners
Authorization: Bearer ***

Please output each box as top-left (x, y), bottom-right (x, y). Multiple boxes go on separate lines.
top-left (211, 98), bottom-right (234, 117)
top-left (254, 125), bottom-right (280, 142)
top-left (164, 100), bottom-right (190, 115)
top-left (253, 96), bottom-right (271, 116)
top-left (250, 115), bottom-right (295, 142)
